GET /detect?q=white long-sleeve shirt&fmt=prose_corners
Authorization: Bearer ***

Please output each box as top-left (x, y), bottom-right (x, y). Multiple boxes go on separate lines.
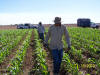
top-left (44, 25), bottom-right (71, 50)
top-left (38, 24), bottom-right (45, 33)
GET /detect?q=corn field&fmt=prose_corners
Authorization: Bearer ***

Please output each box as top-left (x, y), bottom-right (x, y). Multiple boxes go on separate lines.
top-left (0, 27), bottom-right (100, 75)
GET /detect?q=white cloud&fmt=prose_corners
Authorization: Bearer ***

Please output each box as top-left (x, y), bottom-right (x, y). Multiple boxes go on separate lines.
top-left (0, 13), bottom-right (54, 25)
top-left (0, 12), bottom-right (100, 25)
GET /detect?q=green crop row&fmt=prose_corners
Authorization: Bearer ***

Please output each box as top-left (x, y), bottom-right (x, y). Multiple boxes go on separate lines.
top-left (62, 52), bottom-right (80, 75)
top-left (64, 27), bottom-right (100, 74)
top-left (7, 30), bottom-right (32, 75)
top-left (0, 30), bottom-right (28, 63)
top-left (68, 27), bottom-right (100, 55)
top-left (0, 30), bottom-right (28, 48)
top-left (30, 29), bottom-right (49, 75)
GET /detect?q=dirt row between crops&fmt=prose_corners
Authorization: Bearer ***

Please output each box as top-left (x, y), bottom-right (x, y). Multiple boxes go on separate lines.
top-left (0, 25), bottom-right (17, 30)
top-left (43, 47), bottom-right (53, 75)
top-left (19, 30), bottom-right (35, 75)
top-left (20, 32), bottom-right (54, 75)
top-left (0, 32), bottom-right (28, 74)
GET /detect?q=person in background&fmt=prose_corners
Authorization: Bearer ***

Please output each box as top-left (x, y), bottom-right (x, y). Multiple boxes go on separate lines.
top-left (44, 17), bottom-right (71, 75)
top-left (37, 22), bottom-right (45, 41)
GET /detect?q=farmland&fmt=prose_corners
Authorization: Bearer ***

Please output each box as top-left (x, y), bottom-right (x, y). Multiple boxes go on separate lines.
top-left (0, 27), bottom-right (100, 75)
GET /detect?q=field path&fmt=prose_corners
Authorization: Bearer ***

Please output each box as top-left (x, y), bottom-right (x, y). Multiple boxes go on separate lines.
top-left (44, 47), bottom-right (53, 75)
top-left (19, 30), bottom-right (35, 75)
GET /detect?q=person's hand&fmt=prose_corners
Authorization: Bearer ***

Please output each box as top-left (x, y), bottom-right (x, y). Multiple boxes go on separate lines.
top-left (67, 46), bottom-right (71, 50)
top-left (65, 47), bottom-right (71, 53)
top-left (44, 44), bottom-right (48, 48)
top-left (43, 43), bottom-right (48, 48)
top-left (65, 50), bottom-right (68, 53)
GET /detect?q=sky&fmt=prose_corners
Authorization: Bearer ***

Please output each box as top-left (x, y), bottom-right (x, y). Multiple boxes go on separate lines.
top-left (0, 0), bottom-right (100, 25)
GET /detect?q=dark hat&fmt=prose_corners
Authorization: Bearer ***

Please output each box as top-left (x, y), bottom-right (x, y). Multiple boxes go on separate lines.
top-left (54, 17), bottom-right (61, 23)
top-left (39, 22), bottom-right (42, 25)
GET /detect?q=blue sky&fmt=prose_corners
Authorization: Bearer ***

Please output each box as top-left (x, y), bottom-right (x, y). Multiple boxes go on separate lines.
top-left (0, 0), bottom-right (100, 25)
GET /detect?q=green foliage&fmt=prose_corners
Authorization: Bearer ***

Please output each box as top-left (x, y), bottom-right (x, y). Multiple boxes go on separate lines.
top-left (7, 30), bottom-right (32, 75)
top-left (62, 52), bottom-right (79, 75)
top-left (31, 29), bottom-right (49, 75)
top-left (0, 29), bottom-right (29, 63)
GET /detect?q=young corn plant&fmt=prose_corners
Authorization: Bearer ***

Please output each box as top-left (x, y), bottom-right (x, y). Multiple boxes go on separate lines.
top-left (62, 52), bottom-right (79, 75)
top-left (7, 30), bottom-right (32, 75)
top-left (30, 29), bottom-right (49, 75)
top-left (0, 30), bottom-right (28, 63)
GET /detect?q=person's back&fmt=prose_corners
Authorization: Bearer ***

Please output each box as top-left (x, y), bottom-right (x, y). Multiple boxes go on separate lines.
top-left (37, 22), bottom-right (45, 41)
top-left (38, 24), bottom-right (45, 33)
top-left (45, 24), bottom-right (70, 50)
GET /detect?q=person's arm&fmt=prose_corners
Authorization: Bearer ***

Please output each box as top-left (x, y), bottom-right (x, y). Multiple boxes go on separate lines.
top-left (37, 25), bottom-right (39, 31)
top-left (44, 28), bottom-right (50, 44)
top-left (43, 26), bottom-right (45, 33)
top-left (64, 27), bottom-right (71, 49)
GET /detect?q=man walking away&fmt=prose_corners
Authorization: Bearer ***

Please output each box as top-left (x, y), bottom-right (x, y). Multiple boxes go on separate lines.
top-left (44, 17), bottom-right (71, 75)
top-left (37, 22), bottom-right (45, 41)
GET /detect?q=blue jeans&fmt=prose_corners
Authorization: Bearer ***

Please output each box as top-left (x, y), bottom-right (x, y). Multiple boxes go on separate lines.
top-left (51, 49), bottom-right (63, 73)
top-left (39, 33), bottom-right (44, 41)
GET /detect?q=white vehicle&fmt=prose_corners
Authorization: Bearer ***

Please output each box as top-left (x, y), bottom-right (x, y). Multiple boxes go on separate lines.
top-left (90, 22), bottom-right (99, 29)
top-left (17, 24), bottom-right (30, 29)
top-left (30, 24), bottom-right (37, 29)
top-left (17, 23), bottom-right (37, 29)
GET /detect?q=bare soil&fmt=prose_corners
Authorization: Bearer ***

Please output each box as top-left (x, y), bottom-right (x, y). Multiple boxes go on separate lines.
top-left (44, 47), bottom-right (53, 75)
top-left (0, 25), bottom-right (17, 30)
